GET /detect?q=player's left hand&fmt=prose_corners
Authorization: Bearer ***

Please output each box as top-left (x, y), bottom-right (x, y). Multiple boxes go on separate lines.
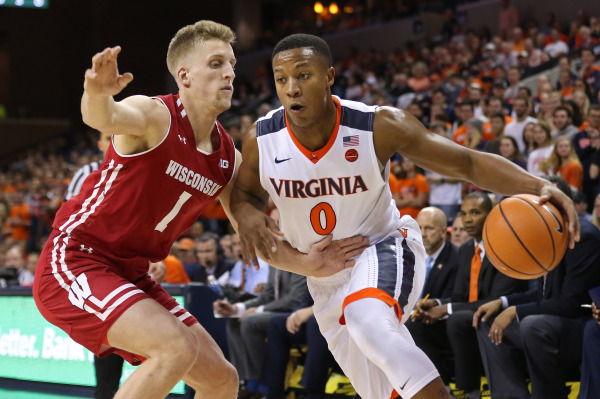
top-left (237, 206), bottom-right (283, 269)
top-left (305, 235), bottom-right (369, 277)
top-left (488, 306), bottom-right (517, 345)
top-left (539, 183), bottom-right (580, 248)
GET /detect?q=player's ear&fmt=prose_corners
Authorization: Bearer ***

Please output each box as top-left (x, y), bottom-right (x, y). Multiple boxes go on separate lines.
top-left (326, 66), bottom-right (335, 88)
top-left (178, 66), bottom-right (190, 87)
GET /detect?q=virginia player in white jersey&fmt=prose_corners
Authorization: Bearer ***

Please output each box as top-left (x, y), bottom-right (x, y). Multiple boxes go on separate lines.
top-left (230, 34), bottom-right (579, 399)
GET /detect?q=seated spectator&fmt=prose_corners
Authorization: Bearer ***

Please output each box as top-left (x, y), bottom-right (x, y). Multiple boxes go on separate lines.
top-left (262, 292), bottom-right (335, 399)
top-left (407, 61), bottom-right (431, 94)
top-left (527, 121), bottom-right (554, 177)
top-left (5, 192), bottom-right (31, 244)
top-left (499, 136), bottom-right (527, 169)
top-left (452, 101), bottom-right (476, 146)
top-left (191, 232), bottom-right (235, 284)
top-left (21, 251), bottom-right (38, 287)
top-left (540, 136), bottom-right (584, 192)
top-left (473, 176), bottom-right (600, 399)
top-left (450, 214), bottom-right (469, 247)
top-left (389, 157), bottom-right (429, 219)
top-left (465, 118), bottom-right (486, 150)
top-left (224, 232), bottom-right (269, 302)
top-left (176, 237), bottom-right (198, 274)
top-left (4, 245), bottom-right (30, 286)
top-left (557, 70), bottom-right (575, 100)
top-left (544, 27), bottom-right (570, 58)
top-left (550, 105), bottom-right (579, 141)
top-left (213, 266), bottom-right (308, 399)
top-left (505, 96), bottom-right (538, 154)
top-left (162, 254), bottom-right (191, 284)
top-left (579, 47), bottom-right (600, 101)
top-left (574, 191), bottom-right (593, 222)
top-left (407, 207), bottom-right (460, 389)
top-left (580, 302), bottom-right (600, 399)
top-left (522, 121), bottom-right (538, 160)
top-left (415, 193), bottom-right (528, 399)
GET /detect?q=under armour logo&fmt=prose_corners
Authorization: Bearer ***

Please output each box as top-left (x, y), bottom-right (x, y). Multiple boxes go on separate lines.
top-left (79, 245), bottom-right (93, 254)
top-left (178, 135), bottom-right (186, 144)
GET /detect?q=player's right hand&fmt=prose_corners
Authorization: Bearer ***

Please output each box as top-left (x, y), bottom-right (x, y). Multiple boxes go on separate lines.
top-left (237, 207), bottom-right (283, 269)
top-left (84, 46), bottom-right (133, 97)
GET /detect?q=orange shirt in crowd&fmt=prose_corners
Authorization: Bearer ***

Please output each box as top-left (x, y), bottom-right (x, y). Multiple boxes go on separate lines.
top-left (8, 203), bottom-right (31, 241)
top-left (200, 199), bottom-right (228, 220)
top-left (389, 172), bottom-right (429, 219)
top-left (453, 125), bottom-right (468, 145)
top-left (557, 161), bottom-right (583, 192)
top-left (162, 254), bottom-right (191, 284)
top-left (482, 115), bottom-right (513, 140)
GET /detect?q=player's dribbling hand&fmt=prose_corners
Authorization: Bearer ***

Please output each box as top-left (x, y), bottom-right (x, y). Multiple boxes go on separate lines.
top-left (306, 235), bottom-right (369, 277)
top-left (84, 46), bottom-right (134, 97)
top-left (538, 183), bottom-right (580, 249)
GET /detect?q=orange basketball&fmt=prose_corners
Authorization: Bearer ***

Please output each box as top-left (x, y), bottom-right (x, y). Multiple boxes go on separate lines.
top-left (483, 194), bottom-right (568, 280)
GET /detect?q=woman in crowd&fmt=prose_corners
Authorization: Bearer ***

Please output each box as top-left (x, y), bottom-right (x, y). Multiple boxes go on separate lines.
top-left (499, 136), bottom-right (527, 169)
top-left (527, 121), bottom-right (554, 176)
top-left (540, 136), bottom-right (584, 192)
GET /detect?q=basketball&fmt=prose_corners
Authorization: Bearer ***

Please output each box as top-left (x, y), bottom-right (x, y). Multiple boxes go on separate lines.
top-left (483, 194), bottom-right (568, 280)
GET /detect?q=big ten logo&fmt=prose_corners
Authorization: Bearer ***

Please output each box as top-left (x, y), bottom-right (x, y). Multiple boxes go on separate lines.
top-left (219, 159), bottom-right (229, 168)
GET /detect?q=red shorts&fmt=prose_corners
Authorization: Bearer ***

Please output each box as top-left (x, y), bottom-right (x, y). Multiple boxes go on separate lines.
top-left (33, 230), bottom-right (198, 365)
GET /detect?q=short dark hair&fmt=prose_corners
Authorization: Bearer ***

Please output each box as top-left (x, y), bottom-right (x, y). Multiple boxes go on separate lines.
top-left (490, 112), bottom-right (506, 122)
top-left (514, 95), bottom-right (530, 107)
top-left (553, 105), bottom-right (572, 118)
top-left (272, 34), bottom-right (333, 67)
top-left (463, 191), bottom-right (493, 213)
top-left (543, 175), bottom-right (572, 199)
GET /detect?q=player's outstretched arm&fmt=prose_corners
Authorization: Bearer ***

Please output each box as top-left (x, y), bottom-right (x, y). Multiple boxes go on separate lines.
top-left (229, 125), bottom-right (369, 277)
top-left (373, 107), bottom-right (579, 247)
top-left (81, 46), bottom-right (168, 138)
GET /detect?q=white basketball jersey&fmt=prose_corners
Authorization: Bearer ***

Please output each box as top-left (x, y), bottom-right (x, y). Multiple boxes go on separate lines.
top-left (257, 97), bottom-right (400, 253)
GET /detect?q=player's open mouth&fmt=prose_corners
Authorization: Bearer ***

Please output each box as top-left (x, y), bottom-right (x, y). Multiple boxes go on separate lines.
top-left (290, 104), bottom-right (305, 112)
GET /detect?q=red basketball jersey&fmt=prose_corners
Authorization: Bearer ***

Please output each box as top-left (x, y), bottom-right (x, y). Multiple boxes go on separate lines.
top-left (54, 94), bottom-right (236, 271)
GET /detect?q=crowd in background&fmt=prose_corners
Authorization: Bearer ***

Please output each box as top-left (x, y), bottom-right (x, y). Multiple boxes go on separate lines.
top-left (1, 4), bottom-right (600, 398)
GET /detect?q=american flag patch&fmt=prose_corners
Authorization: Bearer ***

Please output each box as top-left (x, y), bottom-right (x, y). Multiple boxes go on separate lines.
top-left (343, 135), bottom-right (359, 147)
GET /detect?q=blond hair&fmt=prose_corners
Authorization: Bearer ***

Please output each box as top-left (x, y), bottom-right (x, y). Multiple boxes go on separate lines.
top-left (539, 136), bottom-right (581, 174)
top-left (166, 20), bottom-right (236, 78)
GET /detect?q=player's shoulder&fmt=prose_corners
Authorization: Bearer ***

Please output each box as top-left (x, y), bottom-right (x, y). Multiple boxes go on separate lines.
top-left (337, 97), bottom-right (377, 132)
top-left (256, 106), bottom-right (286, 138)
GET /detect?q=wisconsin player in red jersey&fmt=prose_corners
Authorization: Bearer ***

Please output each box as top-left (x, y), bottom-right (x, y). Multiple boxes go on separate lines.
top-left (33, 22), bottom-right (367, 399)
top-left (230, 34), bottom-right (580, 399)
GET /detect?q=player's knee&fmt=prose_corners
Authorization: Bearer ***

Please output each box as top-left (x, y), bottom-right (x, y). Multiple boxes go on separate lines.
top-left (191, 357), bottom-right (238, 393)
top-left (160, 329), bottom-right (201, 372)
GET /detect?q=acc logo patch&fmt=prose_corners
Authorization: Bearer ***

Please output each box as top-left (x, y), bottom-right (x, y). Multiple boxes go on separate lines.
top-left (345, 149), bottom-right (358, 162)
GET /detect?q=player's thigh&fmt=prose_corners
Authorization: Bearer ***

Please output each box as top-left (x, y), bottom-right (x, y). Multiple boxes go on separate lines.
top-left (107, 298), bottom-right (198, 360)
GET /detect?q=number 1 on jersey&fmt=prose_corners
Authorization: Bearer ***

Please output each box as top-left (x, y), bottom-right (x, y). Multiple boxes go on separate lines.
top-left (310, 202), bottom-right (337, 235)
top-left (155, 191), bottom-right (192, 232)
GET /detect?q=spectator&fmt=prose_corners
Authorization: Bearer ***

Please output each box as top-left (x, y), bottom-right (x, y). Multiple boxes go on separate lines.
top-left (192, 232), bottom-right (235, 284)
top-left (219, 234), bottom-right (234, 260)
top-left (505, 96), bottom-right (538, 153)
top-left (498, 0), bottom-right (519, 40)
top-left (557, 70), bottom-right (575, 100)
top-left (574, 191), bottom-right (593, 222)
top-left (162, 254), bottom-right (191, 284)
top-left (574, 107), bottom-right (600, 210)
top-left (593, 194), bottom-right (600, 230)
top-left (544, 27), bottom-right (570, 58)
top-left (551, 105), bottom-right (579, 140)
top-left (4, 245), bottom-right (29, 286)
top-left (389, 157), bottom-right (429, 219)
top-left (465, 118), bottom-right (486, 150)
top-left (224, 232), bottom-right (269, 302)
top-left (580, 302), bottom-right (600, 399)
top-left (482, 97), bottom-right (511, 138)
top-left (5, 192), bottom-right (31, 244)
top-left (407, 61), bottom-right (431, 94)
top-left (579, 47), bottom-right (600, 99)
top-left (540, 136), bottom-right (584, 192)
top-left (522, 121), bottom-right (537, 160)
top-left (450, 215), bottom-right (469, 248)
top-left (213, 266), bottom-right (308, 399)
top-left (499, 136), bottom-right (526, 169)
top-left (408, 207), bottom-right (460, 389)
top-left (452, 101), bottom-right (476, 146)
top-left (473, 176), bottom-right (600, 399)
top-left (527, 121), bottom-right (554, 177)
top-left (261, 292), bottom-right (335, 399)
top-left (415, 192), bottom-right (528, 399)
top-left (504, 67), bottom-right (521, 103)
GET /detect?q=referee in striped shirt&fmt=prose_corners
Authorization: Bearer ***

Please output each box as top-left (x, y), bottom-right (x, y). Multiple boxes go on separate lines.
top-left (65, 131), bottom-right (111, 201)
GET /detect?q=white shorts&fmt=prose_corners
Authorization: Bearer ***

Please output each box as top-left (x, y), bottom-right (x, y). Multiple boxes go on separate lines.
top-left (307, 216), bottom-right (435, 398)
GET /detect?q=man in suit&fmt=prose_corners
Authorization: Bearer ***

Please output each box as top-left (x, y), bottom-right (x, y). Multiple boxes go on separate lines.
top-left (262, 291), bottom-right (335, 399)
top-left (417, 192), bottom-right (529, 399)
top-left (191, 232), bottom-right (236, 283)
top-left (407, 207), bottom-right (459, 386)
top-left (472, 177), bottom-right (600, 399)
top-left (213, 266), bottom-right (308, 399)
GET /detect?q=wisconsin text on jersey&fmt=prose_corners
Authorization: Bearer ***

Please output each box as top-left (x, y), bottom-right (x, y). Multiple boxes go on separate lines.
top-left (165, 160), bottom-right (222, 196)
top-left (269, 176), bottom-right (368, 198)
